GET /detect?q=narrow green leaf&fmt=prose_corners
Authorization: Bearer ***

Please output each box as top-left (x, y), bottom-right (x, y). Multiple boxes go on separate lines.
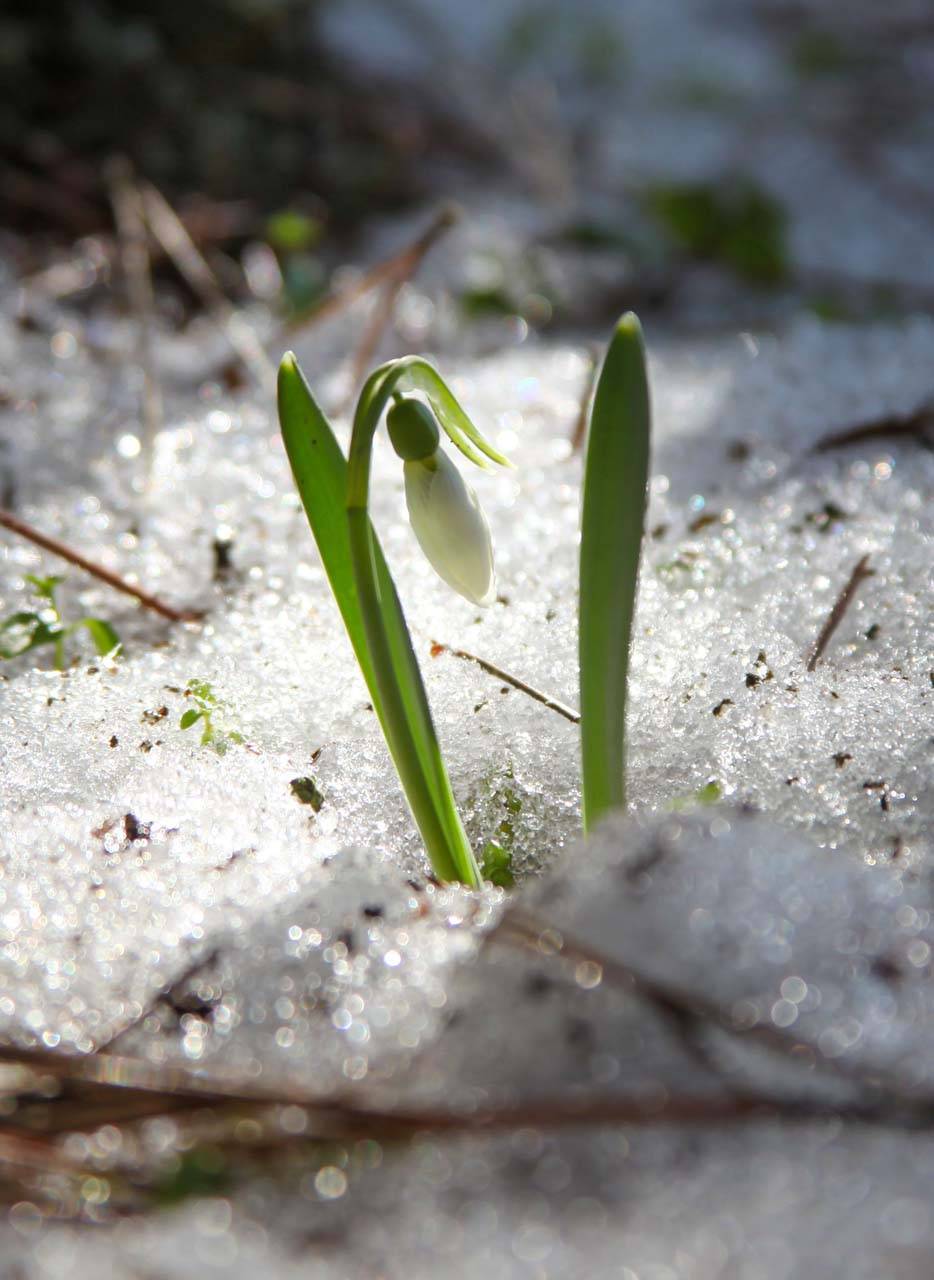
top-left (579, 313), bottom-right (651, 831)
top-left (24, 574), bottom-right (64, 601)
top-left (278, 354), bottom-right (479, 885)
top-left (80, 617), bottom-right (122, 657)
top-left (179, 708), bottom-right (201, 730)
top-left (0, 614), bottom-right (61, 659)
top-left (278, 355), bottom-right (385, 699)
top-left (0, 610), bottom-right (44, 636)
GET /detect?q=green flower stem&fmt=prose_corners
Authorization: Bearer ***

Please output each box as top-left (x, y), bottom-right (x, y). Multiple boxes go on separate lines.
top-left (579, 313), bottom-right (651, 831)
top-left (279, 350), bottom-right (507, 886)
top-left (346, 365), bottom-right (480, 886)
top-left (346, 507), bottom-right (476, 884)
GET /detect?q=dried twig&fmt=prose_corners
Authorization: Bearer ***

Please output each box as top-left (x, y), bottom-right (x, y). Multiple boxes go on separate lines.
top-left (0, 509), bottom-right (201, 624)
top-left (0, 1043), bottom-right (868, 1146)
top-left (812, 401), bottom-right (934, 453)
top-left (282, 203), bottom-right (459, 338)
top-left (341, 274), bottom-right (409, 412)
top-left (140, 180), bottom-right (276, 393)
top-left (569, 346), bottom-right (600, 453)
top-left (330, 205), bottom-right (459, 410)
top-left (106, 156), bottom-right (163, 451)
top-left (805, 554), bottom-right (875, 672)
top-left (497, 909), bottom-right (900, 1107)
top-left (432, 641), bottom-right (580, 723)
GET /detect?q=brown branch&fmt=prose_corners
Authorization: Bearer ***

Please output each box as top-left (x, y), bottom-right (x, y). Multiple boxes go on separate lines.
top-left (0, 509), bottom-right (202, 624)
top-left (806, 554), bottom-right (875, 672)
top-left (282, 203), bottom-right (459, 338)
top-left (813, 402), bottom-right (934, 453)
top-left (341, 274), bottom-right (409, 412)
top-left (0, 1043), bottom-right (863, 1146)
top-left (569, 346), bottom-right (600, 454)
top-left (432, 641), bottom-right (580, 723)
top-left (331, 205), bottom-right (459, 411)
top-left (140, 180), bottom-right (276, 393)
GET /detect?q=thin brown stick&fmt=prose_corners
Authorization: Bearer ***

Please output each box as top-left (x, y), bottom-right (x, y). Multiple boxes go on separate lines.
top-left (0, 1044), bottom-right (842, 1141)
top-left (106, 156), bottom-right (163, 451)
top-left (340, 275), bottom-right (408, 413)
top-left (333, 206), bottom-right (459, 412)
top-left (432, 641), bottom-right (580, 723)
top-left (812, 401), bottom-right (934, 453)
top-left (283, 203), bottom-right (459, 338)
top-left (496, 909), bottom-right (896, 1105)
top-left (806, 554), bottom-right (875, 672)
top-left (569, 346), bottom-right (600, 453)
top-left (0, 509), bottom-right (201, 624)
top-left (140, 180), bottom-right (276, 393)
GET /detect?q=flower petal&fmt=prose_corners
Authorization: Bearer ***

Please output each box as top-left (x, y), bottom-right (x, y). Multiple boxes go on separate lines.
top-left (404, 450), bottom-right (496, 606)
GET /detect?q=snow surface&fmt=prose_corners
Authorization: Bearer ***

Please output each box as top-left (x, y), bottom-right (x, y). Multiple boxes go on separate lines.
top-left (1, 295), bottom-right (932, 1274)
top-left (1, 0), bottom-right (933, 1263)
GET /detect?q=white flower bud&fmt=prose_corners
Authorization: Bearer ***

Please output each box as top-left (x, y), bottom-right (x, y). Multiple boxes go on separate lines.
top-left (403, 449), bottom-right (496, 606)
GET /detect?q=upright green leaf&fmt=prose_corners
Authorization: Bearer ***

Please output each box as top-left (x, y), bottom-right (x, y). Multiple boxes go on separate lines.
top-left (579, 313), bottom-right (651, 831)
top-left (78, 617), bottom-right (121, 657)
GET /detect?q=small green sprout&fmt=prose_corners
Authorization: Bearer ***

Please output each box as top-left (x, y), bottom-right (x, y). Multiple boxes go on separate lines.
top-left (645, 179), bottom-right (788, 286)
top-left (277, 311), bottom-right (651, 884)
top-left (670, 780), bottom-right (723, 812)
top-left (480, 840), bottom-right (515, 889)
top-left (478, 770), bottom-right (523, 887)
top-left (179, 680), bottom-right (244, 754)
top-left (0, 574), bottom-right (121, 670)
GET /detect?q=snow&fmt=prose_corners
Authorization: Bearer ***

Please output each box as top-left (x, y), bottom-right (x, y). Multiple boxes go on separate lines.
top-left (2, 0), bottom-right (933, 1269)
top-left (1, 298), bottom-right (932, 1273)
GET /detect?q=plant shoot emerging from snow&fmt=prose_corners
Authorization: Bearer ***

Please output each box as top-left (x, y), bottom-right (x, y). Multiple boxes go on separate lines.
top-left (277, 312), bottom-right (650, 885)
top-left (0, 574), bottom-right (121, 671)
top-left (179, 680), bottom-right (244, 754)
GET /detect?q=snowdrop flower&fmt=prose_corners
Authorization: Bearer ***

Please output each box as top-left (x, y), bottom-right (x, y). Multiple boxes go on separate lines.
top-left (387, 397), bottom-right (496, 606)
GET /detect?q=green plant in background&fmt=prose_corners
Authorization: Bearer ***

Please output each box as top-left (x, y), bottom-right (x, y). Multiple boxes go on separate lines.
top-left (277, 312), bottom-right (651, 885)
top-left (645, 179), bottom-right (788, 286)
top-left (179, 680), bottom-right (244, 753)
top-left (0, 574), bottom-right (121, 670)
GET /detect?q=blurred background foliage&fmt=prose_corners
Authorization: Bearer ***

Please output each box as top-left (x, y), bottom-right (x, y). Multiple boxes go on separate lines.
top-left (0, 0), bottom-right (480, 240)
top-left (2, 0), bottom-right (932, 334)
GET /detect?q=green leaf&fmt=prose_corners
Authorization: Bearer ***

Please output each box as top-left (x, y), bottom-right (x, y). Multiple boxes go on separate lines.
top-left (481, 839), bottom-right (515, 889)
top-left (670, 779), bottom-right (723, 811)
top-left (79, 617), bottom-right (121, 657)
top-left (266, 210), bottom-right (323, 253)
top-left (153, 1148), bottom-right (230, 1206)
top-left (0, 610), bottom-right (44, 640)
top-left (186, 680), bottom-right (216, 707)
top-left (645, 180), bottom-right (788, 286)
top-left (179, 708), bottom-right (202, 730)
top-left (0, 612), bottom-right (62, 659)
top-left (579, 313), bottom-right (651, 831)
top-left (24, 574), bottom-right (64, 601)
top-left (278, 354), bottom-right (479, 885)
